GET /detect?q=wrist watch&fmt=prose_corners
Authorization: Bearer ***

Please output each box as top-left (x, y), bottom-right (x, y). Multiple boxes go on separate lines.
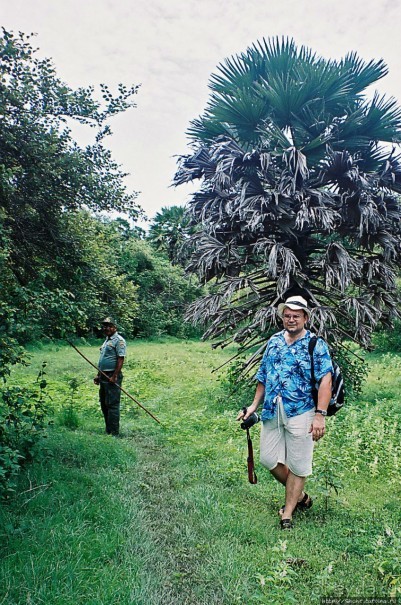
top-left (315, 409), bottom-right (327, 417)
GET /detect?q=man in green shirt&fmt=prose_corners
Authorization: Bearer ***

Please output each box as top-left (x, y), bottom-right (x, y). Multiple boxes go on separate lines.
top-left (94, 317), bottom-right (126, 436)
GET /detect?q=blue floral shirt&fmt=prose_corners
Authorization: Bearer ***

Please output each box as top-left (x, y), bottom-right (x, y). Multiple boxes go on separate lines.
top-left (255, 330), bottom-right (333, 421)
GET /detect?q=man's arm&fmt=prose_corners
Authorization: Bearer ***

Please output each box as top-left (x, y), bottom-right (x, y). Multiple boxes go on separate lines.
top-left (110, 357), bottom-right (124, 383)
top-left (237, 381), bottom-right (265, 421)
top-left (310, 372), bottom-right (332, 441)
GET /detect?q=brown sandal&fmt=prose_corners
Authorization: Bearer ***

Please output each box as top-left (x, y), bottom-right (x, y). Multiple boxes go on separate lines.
top-left (280, 518), bottom-right (293, 530)
top-left (278, 492), bottom-right (313, 516)
top-left (297, 492), bottom-right (313, 511)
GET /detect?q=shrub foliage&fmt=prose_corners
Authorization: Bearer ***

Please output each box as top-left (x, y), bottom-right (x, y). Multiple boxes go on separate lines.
top-left (0, 363), bottom-right (50, 499)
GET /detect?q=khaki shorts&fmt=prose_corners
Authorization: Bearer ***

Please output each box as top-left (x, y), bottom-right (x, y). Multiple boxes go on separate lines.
top-left (260, 396), bottom-right (315, 477)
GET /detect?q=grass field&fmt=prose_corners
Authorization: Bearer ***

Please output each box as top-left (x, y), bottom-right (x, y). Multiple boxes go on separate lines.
top-left (1, 338), bottom-right (401, 604)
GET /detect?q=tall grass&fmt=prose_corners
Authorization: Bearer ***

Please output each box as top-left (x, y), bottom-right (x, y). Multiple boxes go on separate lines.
top-left (1, 338), bottom-right (401, 604)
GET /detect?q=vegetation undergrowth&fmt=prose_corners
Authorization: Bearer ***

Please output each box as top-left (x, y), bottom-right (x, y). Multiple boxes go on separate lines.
top-left (1, 339), bottom-right (401, 604)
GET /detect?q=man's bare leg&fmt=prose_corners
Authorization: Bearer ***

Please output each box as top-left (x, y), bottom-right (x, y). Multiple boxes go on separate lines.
top-left (269, 462), bottom-right (288, 485)
top-left (281, 471), bottom-right (305, 519)
top-left (270, 464), bottom-right (307, 518)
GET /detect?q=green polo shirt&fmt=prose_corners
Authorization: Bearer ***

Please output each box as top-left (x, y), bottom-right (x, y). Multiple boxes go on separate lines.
top-left (98, 332), bottom-right (126, 372)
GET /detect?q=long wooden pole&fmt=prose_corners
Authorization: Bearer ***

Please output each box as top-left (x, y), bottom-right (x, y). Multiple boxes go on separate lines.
top-left (67, 339), bottom-right (161, 425)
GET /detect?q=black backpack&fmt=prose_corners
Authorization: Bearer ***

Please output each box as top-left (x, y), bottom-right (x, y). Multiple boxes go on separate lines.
top-left (308, 336), bottom-right (345, 416)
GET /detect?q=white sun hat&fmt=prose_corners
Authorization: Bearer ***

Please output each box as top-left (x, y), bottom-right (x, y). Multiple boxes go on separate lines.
top-left (277, 295), bottom-right (311, 319)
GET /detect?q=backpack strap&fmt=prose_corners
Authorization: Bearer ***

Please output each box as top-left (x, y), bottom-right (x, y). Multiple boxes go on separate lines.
top-left (308, 336), bottom-right (318, 405)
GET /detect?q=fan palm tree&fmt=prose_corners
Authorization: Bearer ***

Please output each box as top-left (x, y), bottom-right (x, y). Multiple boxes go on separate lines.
top-left (174, 38), bottom-right (401, 374)
top-left (148, 205), bottom-right (193, 264)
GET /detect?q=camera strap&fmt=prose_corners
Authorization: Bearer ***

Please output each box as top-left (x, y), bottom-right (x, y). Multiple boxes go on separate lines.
top-left (246, 428), bottom-right (257, 484)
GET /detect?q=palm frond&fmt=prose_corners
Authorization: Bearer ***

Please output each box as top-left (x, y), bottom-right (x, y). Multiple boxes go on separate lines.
top-left (338, 52), bottom-right (388, 94)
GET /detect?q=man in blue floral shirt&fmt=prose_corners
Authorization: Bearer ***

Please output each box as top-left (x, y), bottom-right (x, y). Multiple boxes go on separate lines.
top-left (238, 295), bottom-right (333, 530)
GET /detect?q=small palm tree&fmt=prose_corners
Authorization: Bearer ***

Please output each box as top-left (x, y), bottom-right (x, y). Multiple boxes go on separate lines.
top-left (174, 38), bottom-right (401, 374)
top-left (148, 205), bottom-right (193, 263)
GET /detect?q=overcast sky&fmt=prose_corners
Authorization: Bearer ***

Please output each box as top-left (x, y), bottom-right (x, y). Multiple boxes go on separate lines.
top-left (2, 0), bottom-right (401, 224)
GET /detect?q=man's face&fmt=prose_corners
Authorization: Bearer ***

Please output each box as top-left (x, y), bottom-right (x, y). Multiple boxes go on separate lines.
top-left (102, 323), bottom-right (117, 337)
top-left (282, 309), bottom-right (307, 336)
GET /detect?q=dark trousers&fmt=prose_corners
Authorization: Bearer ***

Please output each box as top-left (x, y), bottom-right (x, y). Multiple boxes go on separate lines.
top-left (99, 373), bottom-right (123, 435)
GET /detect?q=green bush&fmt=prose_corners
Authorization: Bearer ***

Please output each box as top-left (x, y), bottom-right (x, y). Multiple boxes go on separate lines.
top-left (0, 335), bottom-right (28, 382)
top-left (0, 363), bottom-right (51, 499)
top-left (0, 445), bottom-right (21, 498)
top-left (119, 239), bottom-right (203, 338)
top-left (373, 322), bottom-right (401, 353)
top-left (57, 377), bottom-right (81, 430)
top-left (373, 530), bottom-right (401, 597)
top-left (332, 344), bottom-right (368, 400)
top-left (217, 355), bottom-right (256, 412)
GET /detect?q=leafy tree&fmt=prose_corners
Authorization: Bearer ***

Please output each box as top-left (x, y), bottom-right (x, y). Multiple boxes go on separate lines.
top-left (118, 238), bottom-right (202, 337)
top-left (0, 209), bottom-right (140, 342)
top-left (174, 38), bottom-right (401, 372)
top-left (0, 29), bottom-right (202, 496)
top-left (0, 29), bottom-right (142, 340)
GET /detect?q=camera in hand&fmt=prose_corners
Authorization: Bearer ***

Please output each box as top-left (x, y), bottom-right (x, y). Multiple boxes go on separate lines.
top-left (240, 407), bottom-right (260, 430)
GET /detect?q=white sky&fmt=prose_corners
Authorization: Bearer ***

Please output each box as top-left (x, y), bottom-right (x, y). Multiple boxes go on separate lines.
top-left (1, 0), bottom-right (401, 224)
